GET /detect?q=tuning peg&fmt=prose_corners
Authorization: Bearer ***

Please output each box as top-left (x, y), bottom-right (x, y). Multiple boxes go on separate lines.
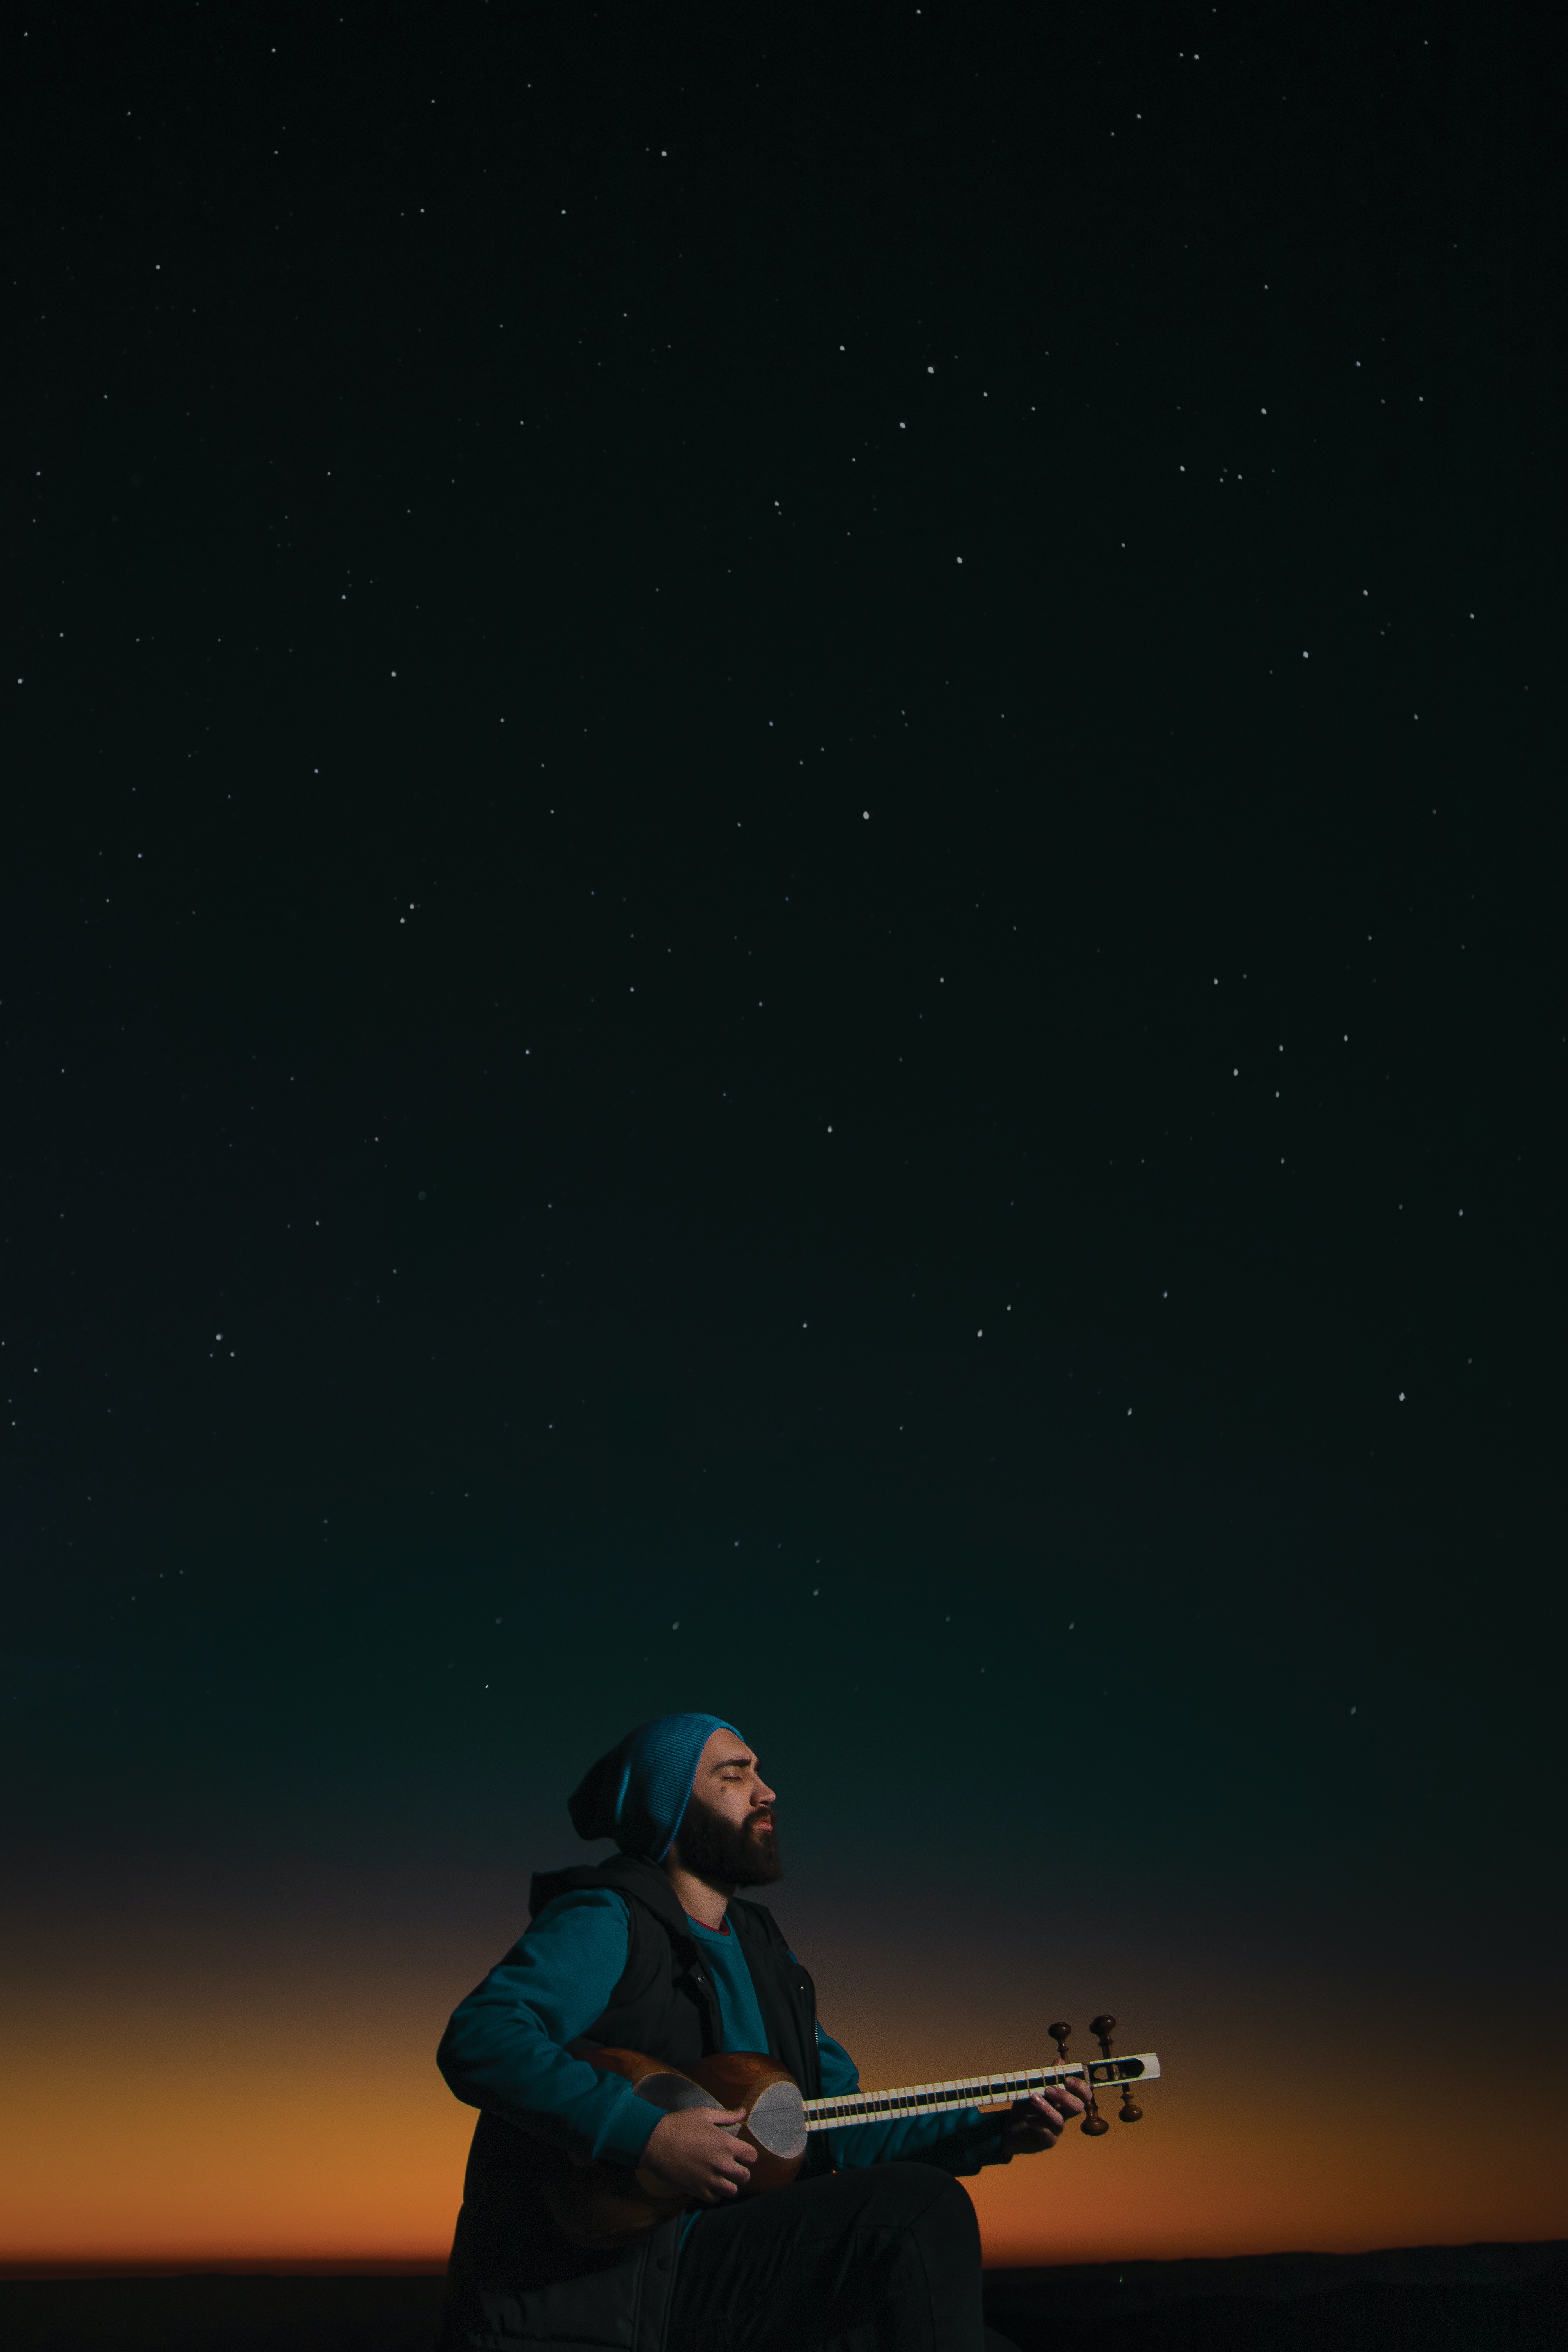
top-left (1051, 2018), bottom-right (1109, 2131)
top-left (1065, 2014), bottom-right (1112, 2135)
top-left (1089, 2014), bottom-right (1116, 2059)
top-left (1118, 2088), bottom-right (1143, 2124)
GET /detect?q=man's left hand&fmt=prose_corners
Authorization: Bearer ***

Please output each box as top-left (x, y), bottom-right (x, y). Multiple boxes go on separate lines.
top-left (998, 2080), bottom-right (1093, 2155)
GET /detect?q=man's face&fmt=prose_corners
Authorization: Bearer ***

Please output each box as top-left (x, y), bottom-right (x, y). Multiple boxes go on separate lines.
top-left (672, 1728), bottom-right (781, 1888)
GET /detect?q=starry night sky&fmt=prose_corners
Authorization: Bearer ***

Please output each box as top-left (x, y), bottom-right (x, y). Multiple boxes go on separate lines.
top-left (4, 0), bottom-right (1563, 2270)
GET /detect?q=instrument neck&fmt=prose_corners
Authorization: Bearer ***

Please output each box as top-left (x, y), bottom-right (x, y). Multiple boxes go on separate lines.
top-left (802, 2059), bottom-right (1088, 2132)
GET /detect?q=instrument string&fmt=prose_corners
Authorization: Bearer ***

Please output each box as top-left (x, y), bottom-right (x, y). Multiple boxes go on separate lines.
top-left (802, 2059), bottom-right (1092, 2133)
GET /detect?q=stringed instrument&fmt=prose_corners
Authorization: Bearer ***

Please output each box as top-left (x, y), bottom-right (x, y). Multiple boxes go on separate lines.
top-left (543, 2015), bottom-right (1159, 2249)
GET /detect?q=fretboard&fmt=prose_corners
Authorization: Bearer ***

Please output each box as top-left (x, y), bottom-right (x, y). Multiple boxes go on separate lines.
top-left (801, 2052), bottom-right (1159, 2133)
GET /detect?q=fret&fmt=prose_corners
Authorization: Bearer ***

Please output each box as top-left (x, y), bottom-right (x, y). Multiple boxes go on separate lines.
top-left (801, 2053), bottom-right (1160, 2133)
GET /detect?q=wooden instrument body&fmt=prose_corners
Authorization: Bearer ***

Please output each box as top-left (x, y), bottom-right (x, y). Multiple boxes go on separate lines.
top-left (536, 2038), bottom-right (1161, 2251)
top-left (540, 2047), bottom-right (807, 2251)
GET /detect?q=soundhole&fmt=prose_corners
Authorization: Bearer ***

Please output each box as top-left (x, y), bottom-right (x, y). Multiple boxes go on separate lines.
top-left (633, 2071), bottom-right (730, 2122)
top-left (746, 2079), bottom-right (808, 2160)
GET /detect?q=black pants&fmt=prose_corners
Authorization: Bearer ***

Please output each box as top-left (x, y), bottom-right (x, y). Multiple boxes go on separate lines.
top-left (667, 2163), bottom-right (1007, 2352)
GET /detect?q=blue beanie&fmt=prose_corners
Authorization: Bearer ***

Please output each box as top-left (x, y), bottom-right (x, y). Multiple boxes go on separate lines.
top-left (568, 1712), bottom-right (742, 1862)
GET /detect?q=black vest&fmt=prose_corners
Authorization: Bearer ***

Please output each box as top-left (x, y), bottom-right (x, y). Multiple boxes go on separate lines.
top-left (441, 1856), bottom-right (823, 2352)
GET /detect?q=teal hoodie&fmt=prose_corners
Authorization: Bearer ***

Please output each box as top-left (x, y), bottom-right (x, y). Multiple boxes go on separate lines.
top-left (437, 1884), bottom-right (1009, 2191)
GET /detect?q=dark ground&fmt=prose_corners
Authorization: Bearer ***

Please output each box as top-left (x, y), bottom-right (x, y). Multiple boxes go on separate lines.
top-left (4, 2243), bottom-right (1563, 2352)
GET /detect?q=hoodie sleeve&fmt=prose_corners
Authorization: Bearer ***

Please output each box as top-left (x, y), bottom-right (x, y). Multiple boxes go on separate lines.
top-left (813, 2021), bottom-right (1010, 2176)
top-left (437, 1889), bottom-right (663, 2168)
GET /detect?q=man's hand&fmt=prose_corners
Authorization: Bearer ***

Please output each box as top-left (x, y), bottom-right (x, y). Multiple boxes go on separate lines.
top-left (998, 2078), bottom-right (1094, 2156)
top-left (640, 2105), bottom-right (757, 2202)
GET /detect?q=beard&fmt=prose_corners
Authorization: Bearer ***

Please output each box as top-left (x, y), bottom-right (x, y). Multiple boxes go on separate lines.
top-left (674, 1793), bottom-right (784, 1889)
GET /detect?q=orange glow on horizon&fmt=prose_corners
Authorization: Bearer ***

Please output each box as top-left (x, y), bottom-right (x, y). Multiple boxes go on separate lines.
top-left (4, 1910), bottom-right (1564, 2271)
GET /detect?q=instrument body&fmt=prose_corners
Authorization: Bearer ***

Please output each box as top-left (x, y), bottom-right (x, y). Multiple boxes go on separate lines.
top-left (538, 2043), bottom-right (1161, 2250)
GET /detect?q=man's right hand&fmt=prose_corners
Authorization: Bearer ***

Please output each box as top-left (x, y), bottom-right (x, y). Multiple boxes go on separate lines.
top-left (639, 2105), bottom-right (757, 2202)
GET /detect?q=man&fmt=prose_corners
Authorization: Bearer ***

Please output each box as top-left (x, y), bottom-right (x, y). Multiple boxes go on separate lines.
top-left (437, 1712), bottom-right (1091, 2352)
